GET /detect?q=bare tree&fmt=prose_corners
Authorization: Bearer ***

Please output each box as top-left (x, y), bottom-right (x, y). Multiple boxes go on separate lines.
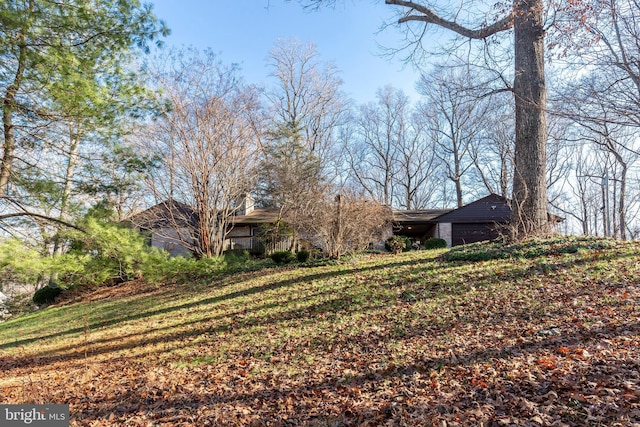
top-left (346, 86), bottom-right (406, 206)
top-left (581, 123), bottom-right (637, 240)
top-left (558, 0), bottom-right (640, 127)
top-left (142, 48), bottom-right (263, 257)
top-left (265, 38), bottom-right (348, 162)
top-left (299, 0), bottom-right (551, 238)
top-left (394, 110), bottom-right (439, 209)
top-left (468, 94), bottom-right (514, 198)
top-left (549, 0), bottom-right (640, 239)
top-left (417, 66), bottom-right (489, 207)
top-left (546, 132), bottom-right (601, 237)
top-left (297, 191), bottom-right (391, 258)
top-left (555, 66), bottom-right (640, 239)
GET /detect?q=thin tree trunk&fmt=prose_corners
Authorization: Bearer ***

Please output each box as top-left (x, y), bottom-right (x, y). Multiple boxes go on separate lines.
top-left (581, 196), bottom-right (589, 235)
top-left (612, 175), bottom-right (619, 238)
top-left (613, 157), bottom-right (628, 240)
top-left (49, 125), bottom-right (81, 286)
top-left (53, 123), bottom-right (81, 256)
top-left (602, 180), bottom-right (609, 237)
top-left (500, 157), bottom-right (509, 198)
top-left (619, 165), bottom-right (626, 240)
top-left (454, 176), bottom-right (463, 208)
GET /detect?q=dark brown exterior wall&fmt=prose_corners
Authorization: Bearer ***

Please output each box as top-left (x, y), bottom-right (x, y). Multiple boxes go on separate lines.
top-left (435, 194), bottom-right (511, 224)
top-left (451, 222), bottom-right (506, 246)
top-left (436, 194), bottom-right (511, 246)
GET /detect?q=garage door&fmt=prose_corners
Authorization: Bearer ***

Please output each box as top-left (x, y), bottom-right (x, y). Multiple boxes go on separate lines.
top-left (452, 223), bottom-right (500, 246)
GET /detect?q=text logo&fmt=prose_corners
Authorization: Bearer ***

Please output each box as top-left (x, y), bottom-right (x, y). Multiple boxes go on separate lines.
top-left (0, 405), bottom-right (69, 426)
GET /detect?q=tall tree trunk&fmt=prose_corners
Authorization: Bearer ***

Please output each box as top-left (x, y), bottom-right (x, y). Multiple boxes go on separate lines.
top-left (619, 164), bottom-right (627, 240)
top-left (49, 125), bottom-right (81, 286)
top-left (612, 174), bottom-right (619, 238)
top-left (511, 0), bottom-right (549, 238)
top-left (580, 194), bottom-right (589, 235)
top-left (0, 43), bottom-right (27, 197)
top-left (53, 123), bottom-right (81, 256)
top-left (613, 156), bottom-right (628, 240)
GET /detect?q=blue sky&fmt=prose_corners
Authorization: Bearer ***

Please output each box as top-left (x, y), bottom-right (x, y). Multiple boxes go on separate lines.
top-left (149, 1), bottom-right (427, 104)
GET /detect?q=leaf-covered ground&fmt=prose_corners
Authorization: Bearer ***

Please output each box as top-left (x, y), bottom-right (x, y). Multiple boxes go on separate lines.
top-left (1, 238), bottom-right (639, 426)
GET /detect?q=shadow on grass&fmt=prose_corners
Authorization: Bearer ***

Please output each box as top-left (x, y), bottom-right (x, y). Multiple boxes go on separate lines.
top-left (0, 253), bottom-right (441, 351)
top-left (63, 320), bottom-right (640, 425)
top-left (0, 290), bottom-right (391, 371)
top-left (5, 247), bottom-right (640, 425)
top-left (1, 253), bottom-right (449, 370)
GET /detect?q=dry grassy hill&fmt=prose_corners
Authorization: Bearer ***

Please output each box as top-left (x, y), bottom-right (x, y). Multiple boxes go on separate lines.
top-left (1, 237), bottom-right (639, 426)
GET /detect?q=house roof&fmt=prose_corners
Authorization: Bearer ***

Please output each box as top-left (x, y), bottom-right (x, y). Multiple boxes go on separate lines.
top-left (126, 200), bottom-right (282, 230)
top-left (435, 194), bottom-right (511, 224)
top-left (125, 199), bottom-right (198, 229)
top-left (229, 207), bottom-right (281, 225)
top-left (433, 193), bottom-right (564, 224)
top-left (393, 209), bottom-right (452, 224)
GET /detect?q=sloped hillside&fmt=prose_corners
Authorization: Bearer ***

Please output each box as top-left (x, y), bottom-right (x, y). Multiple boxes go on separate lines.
top-left (1, 237), bottom-right (639, 426)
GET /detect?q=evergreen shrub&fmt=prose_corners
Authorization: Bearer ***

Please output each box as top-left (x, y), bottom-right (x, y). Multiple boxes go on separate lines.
top-left (33, 286), bottom-right (62, 305)
top-left (270, 251), bottom-right (295, 264)
top-left (423, 237), bottom-right (448, 250)
top-left (296, 249), bottom-right (310, 263)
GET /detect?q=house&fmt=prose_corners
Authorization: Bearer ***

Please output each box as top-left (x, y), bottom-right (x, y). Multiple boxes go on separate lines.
top-left (126, 196), bottom-right (285, 256)
top-left (130, 194), bottom-right (561, 255)
top-left (393, 194), bottom-right (563, 247)
top-left (430, 193), bottom-right (513, 246)
top-left (391, 208), bottom-right (453, 247)
top-left (226, 196), bottom-right (291, 253)
top-left (125, 199), bottom-right (198, 257)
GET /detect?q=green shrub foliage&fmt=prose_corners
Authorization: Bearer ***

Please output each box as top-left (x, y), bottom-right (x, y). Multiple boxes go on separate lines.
top-left (296, 249), bottom-right (310, 263)
top-left (0, 239), bottom-right (52, 287)
top-left (62, 218), bottom-right (162, 287)
top-left (33, 286), bottom-right (62, 305)
top-left (423, 238), bottom-right (448, 250)
top-left (270, 251), bottom-right (295, 264)
top-left (442, 236), bottom-right (618, 262)
top-left (1, 214), bottom-right (265, 290)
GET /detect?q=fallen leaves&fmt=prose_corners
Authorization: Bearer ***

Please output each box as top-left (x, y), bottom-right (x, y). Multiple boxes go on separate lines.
top-left (1, 243), bottom-right (640, 425)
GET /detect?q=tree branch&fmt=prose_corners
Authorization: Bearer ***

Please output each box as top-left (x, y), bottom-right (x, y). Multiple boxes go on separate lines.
top-left (0, 211), bottom-right (84, 231)
top-left (386, 0), bottom-right (514, 39)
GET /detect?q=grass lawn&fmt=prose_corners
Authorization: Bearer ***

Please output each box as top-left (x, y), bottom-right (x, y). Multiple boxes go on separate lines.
top-left (1, 237), bottom-right (639, 426)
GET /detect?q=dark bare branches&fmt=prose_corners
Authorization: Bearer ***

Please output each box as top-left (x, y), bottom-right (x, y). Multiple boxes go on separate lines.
top-left (386, 0), bottom-right (514, 39)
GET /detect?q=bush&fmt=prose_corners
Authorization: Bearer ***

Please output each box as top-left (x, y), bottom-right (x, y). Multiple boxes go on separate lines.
top-left (442, 236), bottom-right (618, 262)
top-left (296, 249), bottom-right (310, 263)
top-left (1, 215), bottom-right (251, 291)
top-left (270, 251), bottom-right (295, 264)
top-left (62, 218), bottom-right (158, 287)
top-left (33, 286), bottom-right (62, 305)
top-left (148, 254), bottom-right (228, 283)
top-left (0, 239), bottom-right (43, 288)
top-left (385, 236), bottom-right (411, 254)
top-left (423, 237), bottom-right (448, 250)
